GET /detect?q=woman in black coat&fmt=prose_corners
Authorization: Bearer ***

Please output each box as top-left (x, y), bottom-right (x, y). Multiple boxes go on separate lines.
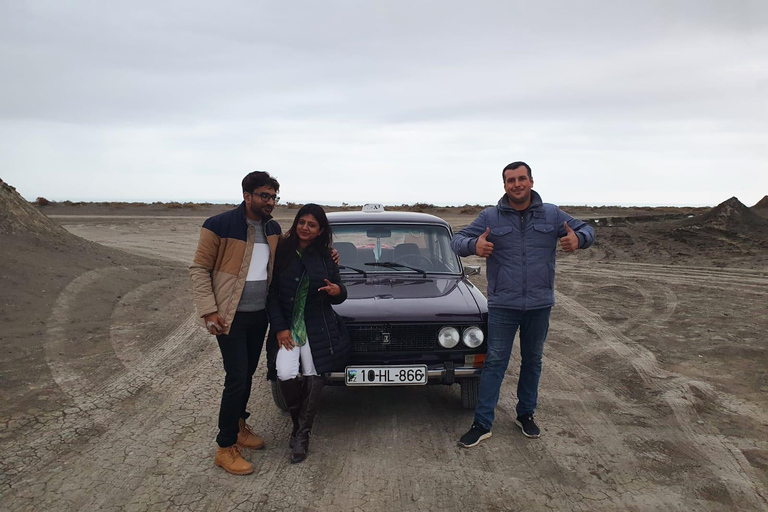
top-left (266, 203), bottom-right (350, 463)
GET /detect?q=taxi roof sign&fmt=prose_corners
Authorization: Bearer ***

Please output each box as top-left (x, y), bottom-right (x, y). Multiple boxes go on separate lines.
top-left (362, 203), bottom-right (385, 213)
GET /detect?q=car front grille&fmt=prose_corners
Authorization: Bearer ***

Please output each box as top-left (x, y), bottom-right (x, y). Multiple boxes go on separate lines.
top-left (348, 324), bottom-right (437, 352)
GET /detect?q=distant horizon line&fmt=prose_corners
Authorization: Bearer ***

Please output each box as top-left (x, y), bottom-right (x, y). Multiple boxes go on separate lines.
top-left (33, 198), bottom-right (725, 209)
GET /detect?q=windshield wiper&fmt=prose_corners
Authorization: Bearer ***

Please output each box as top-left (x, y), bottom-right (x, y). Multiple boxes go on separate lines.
top-left (362, 261), bottom-right (427, 277)
top-left (339, 265), bottom-right (368, 277)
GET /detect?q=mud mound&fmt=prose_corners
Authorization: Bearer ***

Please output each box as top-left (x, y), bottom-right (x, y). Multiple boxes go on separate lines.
top-left (0, 179), bottom-right (70, 237)
top-left (752, 195), bottom-right (768, 210)
top-left (751, 196), bottom-right (768, 219)
top-left (578, 197), bottom-right (768, 269)
top-left (687, 197), bottom-right (768, 234)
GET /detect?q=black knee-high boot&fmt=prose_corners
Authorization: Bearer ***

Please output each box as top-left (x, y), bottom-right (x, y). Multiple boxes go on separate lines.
top-left (291, 376), bottom-right (324, 464)
top-left (278, 378), bottom-right (303, 449)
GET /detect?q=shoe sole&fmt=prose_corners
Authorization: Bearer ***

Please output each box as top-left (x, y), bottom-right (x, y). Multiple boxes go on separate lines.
top-left (214, 461), bottom-right (254, 475)
top-left (458, 431), bottom-right (492, 448)
top-left (516, 419), bottom-right (541, 439)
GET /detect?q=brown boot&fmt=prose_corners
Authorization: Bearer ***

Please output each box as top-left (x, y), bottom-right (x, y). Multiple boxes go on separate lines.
top-left (279, 378), bottom-right (303, 449)
top-left (214, 445), bottom-right (253, 475)
top-left (237, 418), bottom-right (265, 450)
top-left (291, 376), bottom-right (324, 464)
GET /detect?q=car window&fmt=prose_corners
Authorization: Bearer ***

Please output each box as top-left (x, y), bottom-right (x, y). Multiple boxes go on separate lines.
top-left (332, 224), bottom-right (461, 274)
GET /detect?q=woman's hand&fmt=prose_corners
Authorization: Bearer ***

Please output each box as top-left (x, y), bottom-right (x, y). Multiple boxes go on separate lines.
top-left (276, 329), bottom-right (295, 350)
top-left (318, 279), bottom-right (341, 297)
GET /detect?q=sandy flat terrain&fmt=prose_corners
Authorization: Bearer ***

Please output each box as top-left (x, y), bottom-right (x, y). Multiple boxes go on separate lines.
top-left (1, 192), bottom-right (767, 511)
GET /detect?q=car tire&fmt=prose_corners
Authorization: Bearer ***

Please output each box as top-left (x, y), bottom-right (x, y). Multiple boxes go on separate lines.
top-left (460, 377), bottom-right (479, 409)
top-left (271, 380), bottom-right (288, 411)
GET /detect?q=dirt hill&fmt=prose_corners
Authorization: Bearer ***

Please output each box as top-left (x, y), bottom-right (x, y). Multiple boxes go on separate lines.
top-left (573, 196), bottom-right (768, 269)
top-left (0, 179), bottom-right (71, 237)
top-left (687, 196), bottom-right (768, 235)
top-left (752, 196), bottom-right (768, 219)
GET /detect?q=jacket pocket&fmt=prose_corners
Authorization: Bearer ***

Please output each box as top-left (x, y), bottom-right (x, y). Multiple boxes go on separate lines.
top-left (490, 226), bottom-right (514, 239)
top-left (531, 223), bottom-right (556, 248)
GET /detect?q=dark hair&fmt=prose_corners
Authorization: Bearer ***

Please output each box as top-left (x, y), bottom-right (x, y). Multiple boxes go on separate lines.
top-left (242, 171), bottom-right (280, 193)
top-left (502, 161), bottom-right (532, 180)
top-left (275, 203), bottom-right (332, 272)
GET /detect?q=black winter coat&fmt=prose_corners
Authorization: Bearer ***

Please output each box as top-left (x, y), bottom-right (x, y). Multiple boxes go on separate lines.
top-left (266, 244), bottom-right (351, 374)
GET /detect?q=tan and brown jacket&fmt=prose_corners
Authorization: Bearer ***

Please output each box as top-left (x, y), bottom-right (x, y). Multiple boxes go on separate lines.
top-left (189, 203), bottom-right (281, 335)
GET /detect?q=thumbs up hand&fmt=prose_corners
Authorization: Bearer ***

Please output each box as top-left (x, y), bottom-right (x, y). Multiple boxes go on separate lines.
top-left (559, 222), bottom-right (579, 253)
top-left (475, 227), bottom-right (494, 258)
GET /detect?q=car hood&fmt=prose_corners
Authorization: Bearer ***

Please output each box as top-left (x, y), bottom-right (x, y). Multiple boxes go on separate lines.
top-left (333, 275), bottom-right (486, 323)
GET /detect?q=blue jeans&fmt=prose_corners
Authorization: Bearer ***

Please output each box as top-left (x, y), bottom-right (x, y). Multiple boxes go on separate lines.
top-left (474, 306), bottom-right (551, 430)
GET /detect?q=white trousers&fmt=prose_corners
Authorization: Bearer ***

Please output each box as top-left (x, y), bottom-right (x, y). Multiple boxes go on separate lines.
top-left (276, 338), bottom-right (318, 381)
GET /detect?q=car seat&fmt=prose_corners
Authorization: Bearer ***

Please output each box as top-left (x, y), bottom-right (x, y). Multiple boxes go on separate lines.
top-left (334, 242), bottom-right (358, 268)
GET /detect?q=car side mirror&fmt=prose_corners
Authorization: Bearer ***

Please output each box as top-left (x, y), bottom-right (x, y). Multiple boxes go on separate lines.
top-left (464, 265), bottom-right (481, 276)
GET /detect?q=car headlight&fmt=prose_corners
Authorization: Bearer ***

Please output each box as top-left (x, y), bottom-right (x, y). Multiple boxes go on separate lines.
top-left (438, 326), bottom-right (460, 348)
top-left (462, 326), bottom-right (484, 348)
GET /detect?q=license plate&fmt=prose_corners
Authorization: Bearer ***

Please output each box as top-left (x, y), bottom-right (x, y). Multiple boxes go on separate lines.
top-left (345, 365), bottom-right (428, 386)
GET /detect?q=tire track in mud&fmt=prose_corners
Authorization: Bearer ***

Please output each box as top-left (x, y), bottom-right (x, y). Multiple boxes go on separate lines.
top-left (487, 346), bottom-right (670, 508)
top-left (5, 265), bottom-right (293, 511)
top-left (542, 357), bottom-right (642, 482)
top-left (3, 267), bottom-right (208, 492)
top-left (554, 276), bottom-right (767, 427)
top-left (567, 279), bottom-right (677, 333)
top-left (541, 349), bottom-right (731, 507)
top-left (108, 276), bottom-right (189, 367)
top-left (44, 267), bottom-right (201, 407)
top-left (555, 291), bottom-right (768, 509)
top-left (558, 261), bottom-right (768, 293)
top-left (490, 391), bottom-right (621, 509)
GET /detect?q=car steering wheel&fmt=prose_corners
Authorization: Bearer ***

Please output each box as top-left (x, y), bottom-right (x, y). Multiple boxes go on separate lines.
top-left (394, 254), bottom-right (433, 270)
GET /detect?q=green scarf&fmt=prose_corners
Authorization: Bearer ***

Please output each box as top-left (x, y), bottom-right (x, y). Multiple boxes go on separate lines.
top-left (290, 250), bottom-right (309, 347)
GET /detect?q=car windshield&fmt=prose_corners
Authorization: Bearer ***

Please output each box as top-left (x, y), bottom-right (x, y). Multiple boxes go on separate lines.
top-left (332, 223), bottom-right (462, 274)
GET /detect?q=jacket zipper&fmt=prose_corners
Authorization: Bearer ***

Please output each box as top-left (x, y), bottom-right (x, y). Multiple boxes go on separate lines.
top-left (520, 209), bottom-right (527, 309)
top-left (320, 258), bottom-right (334, 355)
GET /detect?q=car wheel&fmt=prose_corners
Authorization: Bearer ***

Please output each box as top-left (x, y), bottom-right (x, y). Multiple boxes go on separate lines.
top-left (271, 380), bottom-right (288, 411)
top-left (460, 377), bottom-right (479, 409)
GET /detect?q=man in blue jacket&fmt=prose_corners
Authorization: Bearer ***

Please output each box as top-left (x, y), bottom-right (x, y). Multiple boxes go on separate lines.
top-left (451, 161), bottom-right (595, 446)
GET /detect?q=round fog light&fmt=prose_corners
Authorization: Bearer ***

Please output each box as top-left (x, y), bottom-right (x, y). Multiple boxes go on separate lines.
top-left (462, 326), bottom-right (484, 348)
top-left (438, 326), bottom-right (460, 348)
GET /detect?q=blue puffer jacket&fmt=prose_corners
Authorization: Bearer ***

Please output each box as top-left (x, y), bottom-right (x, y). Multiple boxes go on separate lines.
top-left (451, 191), bottom-right (595, 310)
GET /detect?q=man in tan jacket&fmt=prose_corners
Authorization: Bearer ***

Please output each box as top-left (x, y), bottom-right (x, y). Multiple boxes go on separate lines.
top-left (190, 171), bottom-right (282, 475)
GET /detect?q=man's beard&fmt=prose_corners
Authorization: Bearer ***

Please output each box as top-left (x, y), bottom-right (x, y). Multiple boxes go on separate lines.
top-left (249, 202), bottom-right (272, 219)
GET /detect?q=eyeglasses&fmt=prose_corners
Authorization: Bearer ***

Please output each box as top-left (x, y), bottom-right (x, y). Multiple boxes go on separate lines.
top-left (252, 192), bottom-right (279, 203)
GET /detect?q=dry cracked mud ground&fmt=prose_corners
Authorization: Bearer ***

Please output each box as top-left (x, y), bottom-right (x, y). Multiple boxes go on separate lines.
top-left (1, 192), bottom-right (767, 511)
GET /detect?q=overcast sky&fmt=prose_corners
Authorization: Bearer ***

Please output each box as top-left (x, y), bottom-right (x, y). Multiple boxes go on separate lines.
top-left (1, 1), bottom-right (766, 207)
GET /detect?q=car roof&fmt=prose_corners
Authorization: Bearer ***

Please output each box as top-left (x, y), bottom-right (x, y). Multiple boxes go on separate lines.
top-left (327, 210), bottom-right (450, 227)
